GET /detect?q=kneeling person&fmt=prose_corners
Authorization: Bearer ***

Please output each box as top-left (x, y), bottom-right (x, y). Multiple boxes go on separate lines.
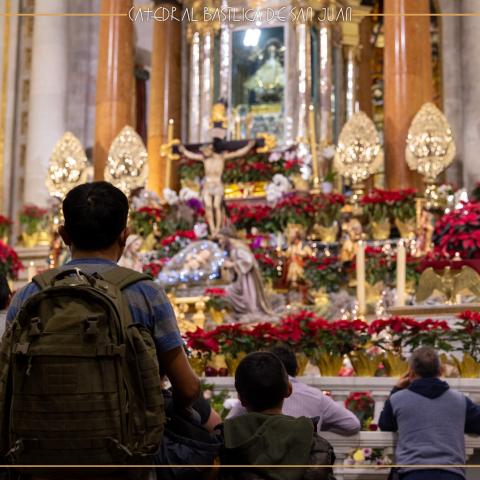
top-left (221, 352), bottom-right (336, 480)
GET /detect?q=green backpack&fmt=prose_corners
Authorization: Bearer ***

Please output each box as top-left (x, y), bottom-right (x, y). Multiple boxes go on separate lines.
top-left (0, 266), bottom-right (165, 465)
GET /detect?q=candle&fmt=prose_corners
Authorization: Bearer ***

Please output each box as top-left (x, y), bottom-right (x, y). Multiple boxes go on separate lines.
top-left (27, 261), bottom-right (36, 283)
top-left (308, 105), bottom-right (319, 186)
top-left (356, 240), bottom-right (366, 317)
top-left (396, 241), bottom-right (406, 307)
top-left (167, 118), bottom-right (174, 142)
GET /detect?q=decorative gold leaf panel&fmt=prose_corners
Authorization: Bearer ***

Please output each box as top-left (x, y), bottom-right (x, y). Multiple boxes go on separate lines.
top-left (334, 111), bottom-right (383, 185)
top-left (104, 126), bottom-right (148, 197)
top-left (406, 103), bottom-right (456, 181)
top-left (46, 132), bottom-right (88, 199)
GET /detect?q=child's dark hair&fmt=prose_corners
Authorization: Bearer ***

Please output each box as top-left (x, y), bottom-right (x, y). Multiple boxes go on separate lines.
top-left (0, 275), bottom-right (11, 310)
top-left (235, 351), bottom-right (289, 412)
top-left (62, 182), bottom-right (129, 251)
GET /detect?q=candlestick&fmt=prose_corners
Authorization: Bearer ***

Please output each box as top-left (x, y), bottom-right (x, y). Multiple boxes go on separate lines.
top-left (27, 261), bottom-right (36, 283)
top-left (396, 240), bottom-right (406, 306)
top-left (308, 105), bottom-right (319, 187)
top-left (167, 118), bottom-right (174, 143)
top-left (356, 240), bottom-right (366, 317)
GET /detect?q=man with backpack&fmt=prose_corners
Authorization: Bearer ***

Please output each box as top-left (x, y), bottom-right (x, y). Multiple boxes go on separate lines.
top-left (2, 181), bottom-right (200, 469)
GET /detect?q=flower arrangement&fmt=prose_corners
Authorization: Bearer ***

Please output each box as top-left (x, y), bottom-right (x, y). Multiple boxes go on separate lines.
top-left (227, 203), bottom-right (277, 233)
top-left (354, 246), bottom-right (394, 286)
top-left (159, 230), bottom-right (197, 258)
top-left (345, 391), bottom-right (375, 427)
top-left (204, 287), bottom-right (229, 311)
top-left (361, 189), bottom-right (416, 223)
top-left (304, 256), bottom-right (344, 292)
top-left (455, 311), bottom-right (480, 360)
top-left (369, 316), bottom-right (452, 352)
top-left (433, 202), bottom-right (480, 259)
top-left (19, 205), bottom-right (48, 235)
top-left (345, 447), bottom-right (391, 466)
top-left (185, 311), bottom-right (463, 377)
top-left (391, 189), bottom-right (417, 222)
top-left (312, 193), bottom-right (346, 227)
top-left (178, 158), bottom-right (205, 181)
top-left (178, 147), bottom-right (304, 185)
top-left (142, 259), bottom-right (167, 278)
top-left (130, 206), bottom-right (163, 237)
top-left (271, 192), bottom-right (314, 229)
top-left (0, 215), bottom-right (12, 240)
top-left (0, 241), bottom-right (24, 280)
top-left (253, 249), bottom-right (280, 283)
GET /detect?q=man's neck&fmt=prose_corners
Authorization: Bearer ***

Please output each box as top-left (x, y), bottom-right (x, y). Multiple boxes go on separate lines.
top-left (70, 249), bottom-right (118, 262)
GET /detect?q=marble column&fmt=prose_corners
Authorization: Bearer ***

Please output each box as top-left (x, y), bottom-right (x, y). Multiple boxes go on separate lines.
top-left (344, 46), bottom-right (358, 120)
top-left (24, 0), bottom-right (67, 206)
top-left (93, 0), bottom-right (134, 181)
top-left (460, 0), bottom-right (480, 191)
top-left (384, 0), bottom-right (433, 190)
top-left (147, 0), bottom-right (182, 196)
top-left (317, 22), bottom-right (333, 146)
top-left (188, 30), bottom-right (201, 144)
top-left (199, 29), bottom-right (215, 143)
top-left (295, 20), bottom-right (312, 143)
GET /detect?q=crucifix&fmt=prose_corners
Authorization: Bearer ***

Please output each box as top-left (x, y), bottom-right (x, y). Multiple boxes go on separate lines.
top-left (174, 131), bottom-right (264, 236)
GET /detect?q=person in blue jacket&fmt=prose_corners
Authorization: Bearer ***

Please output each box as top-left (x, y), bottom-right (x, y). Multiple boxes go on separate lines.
top-left (379, 346), bottom-right (480, 480)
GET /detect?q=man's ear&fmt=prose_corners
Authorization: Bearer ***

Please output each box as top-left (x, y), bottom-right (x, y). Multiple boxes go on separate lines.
top-left (58, 225), bottom-right (71, 246)
top-left (285, 381), bottom-right (293, 399)
top-left (119, 227), bottom-right (129, 247)
top-left (238, 393), bottom-right (248, 408)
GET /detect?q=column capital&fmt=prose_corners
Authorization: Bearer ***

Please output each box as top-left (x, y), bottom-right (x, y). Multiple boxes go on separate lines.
top-left (340, 3), bottom-right (372, 47)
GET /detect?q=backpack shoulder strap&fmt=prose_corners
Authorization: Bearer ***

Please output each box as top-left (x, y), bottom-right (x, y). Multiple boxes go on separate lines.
top-left (32, 268), bottom-right (62, 290)
top-left (101, 266), bottom-right (151, 291)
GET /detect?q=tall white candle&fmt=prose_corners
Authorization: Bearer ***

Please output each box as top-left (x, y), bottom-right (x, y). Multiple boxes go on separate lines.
top-left (356, 241), bottom-right (366, 317)
top-left (396, 241), bottom-right (406, 306)
top-left (27, 261), bottom-right (36, 283)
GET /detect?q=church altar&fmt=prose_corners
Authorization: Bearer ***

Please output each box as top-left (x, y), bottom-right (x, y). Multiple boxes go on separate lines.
top-left (0, 3), bottom-right (479, 472)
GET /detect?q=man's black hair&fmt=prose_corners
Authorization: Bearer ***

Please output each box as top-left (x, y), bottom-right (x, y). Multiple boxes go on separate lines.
top-left (0, 275), bottom-right (11, 310)
top-left (62, 181), bottom-right (129, 251)
top-left (235, 351), bottom-right (289, 412)
top-left (270, 345), bottom-right (298, 377)
top-left (409, 346), bottom-right (441, 378)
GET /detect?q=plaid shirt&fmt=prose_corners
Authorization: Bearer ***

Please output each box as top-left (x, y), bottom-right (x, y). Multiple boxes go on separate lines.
top-left (6, 258), bottom-right (183, 353)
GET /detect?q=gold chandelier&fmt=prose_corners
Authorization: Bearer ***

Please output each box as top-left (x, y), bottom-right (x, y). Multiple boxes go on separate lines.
top-left (405, 102), bottom-right (456, 182)
top-left (334, 111), bottom-right (383, 196)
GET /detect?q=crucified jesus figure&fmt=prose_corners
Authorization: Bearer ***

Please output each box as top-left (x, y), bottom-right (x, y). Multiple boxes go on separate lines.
top-left (178, 140), bottom-right (255, 236)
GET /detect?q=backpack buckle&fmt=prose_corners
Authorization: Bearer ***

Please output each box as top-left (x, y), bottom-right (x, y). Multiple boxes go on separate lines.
top-left (28, 317), bottom-right (42, 337)
top-left (13, 343), bottom-right (30, 355)
top-left (84, 316), bottom-right (100, 336)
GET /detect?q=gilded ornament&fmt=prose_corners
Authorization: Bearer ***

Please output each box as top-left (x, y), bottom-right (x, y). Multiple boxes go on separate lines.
top-left (334, 111), bottom-right (383, 186)
top-left (416, 266), bottom-right (480, 304)
top-left (406, 102), bottom-right (456, 182)
top-left (256, 133), bottom-right (277, 153)
top-left (45, 132), bottom-right (88, 200)
top-left (104, 126), bottom-right (149, 197)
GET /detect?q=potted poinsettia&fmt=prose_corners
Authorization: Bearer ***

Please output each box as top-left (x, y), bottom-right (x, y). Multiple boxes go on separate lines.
top-left (433, 202), bottom-right (480, 259)
top-left (451, 311), bottom-right (480, 377)
top-left (391, 189), bottom-right (417, 238)
top-left (19, 205), bottom-right (48, 247)
top-left (361, 190), bottom-right (393, 240)
top-left (311, 193), bottom-right (345, 242)
top-left (0, 215), bottom-right (12, 242)
top-left (204, 287), bottom-right (230, 324)
top-left (0, 241), bottom-right (24, 280)
top-left (304, 255), bottom-right (344, 293)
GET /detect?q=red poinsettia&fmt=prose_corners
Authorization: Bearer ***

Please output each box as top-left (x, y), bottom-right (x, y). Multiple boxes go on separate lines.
top-left (0, 241), bottom-right (24, 280)
top-left (433, 202), bottom-right (480, 259)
